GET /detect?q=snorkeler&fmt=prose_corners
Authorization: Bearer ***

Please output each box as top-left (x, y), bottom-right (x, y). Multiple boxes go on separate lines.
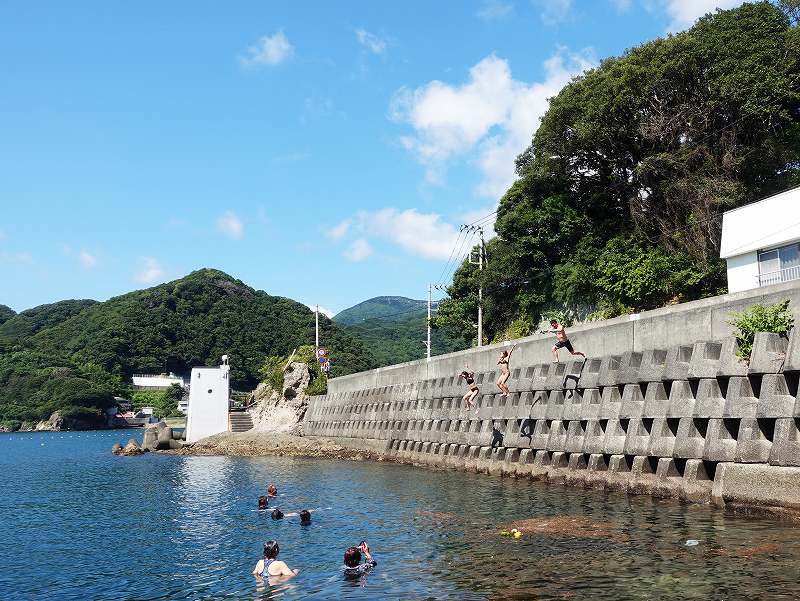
top-left (299, 510), bottom-right (311, 525)
top-left (267, 483), bottom-right (278, 497)
top-left (496, 344), bottom-right (517, 397)
top-left (258, 496), bottom-right (269, 510)
top-left (252, 540), bottom-right (299, 578)
top-left (343, 541), bottom-right (377, 577)
top-left (458, 367), bottom-right (480, 411)
top-left (271, 508), bottom-right (284, 520)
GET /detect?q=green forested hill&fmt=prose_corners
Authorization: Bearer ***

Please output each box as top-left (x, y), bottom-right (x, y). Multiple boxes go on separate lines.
top-left (0, 299), bottom-right (97, 341)
top-left (335, 296), bottom-right (463, 366)
top-left (0, 269), bottom-right (374, 427)
top-left (0, 305), bottom-right (15, 326)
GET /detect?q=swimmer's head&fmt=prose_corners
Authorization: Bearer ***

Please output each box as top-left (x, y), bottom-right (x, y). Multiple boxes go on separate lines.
top-left (258, 496), bottom-right (269, 509)
top-left (271, 508), bottom-right (284, 520)
top-left (343, 546), bottom-right (361, 568)
top-left (263, 540), bottom-right (279, 559)
top-left (267, 483), bottom-right (277, 496)
top-left (299, 510), bottom-right (311, 525)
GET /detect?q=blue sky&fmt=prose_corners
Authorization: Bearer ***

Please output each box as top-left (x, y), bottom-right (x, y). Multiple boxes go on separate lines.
top-left (0, 0), bottom-right (747, 315)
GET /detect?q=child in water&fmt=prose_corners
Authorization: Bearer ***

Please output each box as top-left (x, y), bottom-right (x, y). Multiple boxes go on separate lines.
top-left (252, 540), bottom-right (299, 579)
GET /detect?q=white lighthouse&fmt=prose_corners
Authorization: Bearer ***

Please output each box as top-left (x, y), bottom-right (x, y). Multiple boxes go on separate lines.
top-left (185, 357), bottom-right (231, 443)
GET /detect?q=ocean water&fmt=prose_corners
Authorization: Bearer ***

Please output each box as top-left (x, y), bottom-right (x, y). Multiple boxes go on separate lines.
top-left (1, 430), bottom-right (800, 601)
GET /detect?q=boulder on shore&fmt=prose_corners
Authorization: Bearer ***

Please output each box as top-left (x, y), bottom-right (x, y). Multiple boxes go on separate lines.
top-left (143, 420), bottom-right (183, 451)
top-left (247, 362), bottom-right (311, 435)
top-left (113, 438), bottom-right (145, 456)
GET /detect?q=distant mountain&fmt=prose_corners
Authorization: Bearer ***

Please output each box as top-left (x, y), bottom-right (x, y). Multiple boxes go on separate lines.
top-left (333, 296), bottom-right (435, 325)
top-left (335, 296), bottom-right (461, 366)
top-left (0, 305), bottom-right (15, 326)
top-left (0, 299), bottom-right (97, 341)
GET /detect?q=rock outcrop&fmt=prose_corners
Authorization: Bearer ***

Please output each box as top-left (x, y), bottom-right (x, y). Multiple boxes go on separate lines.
top-left (112, 438), bottom-right (145, 456)
top-left (246, 362), bottom-right (312, 435)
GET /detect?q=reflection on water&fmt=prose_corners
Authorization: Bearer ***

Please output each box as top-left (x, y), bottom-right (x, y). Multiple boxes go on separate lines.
top-left (1, 430), bottom-right (799, 600)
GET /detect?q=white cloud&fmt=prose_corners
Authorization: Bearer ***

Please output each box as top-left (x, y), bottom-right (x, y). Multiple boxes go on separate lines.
top-left (390, 48), bottom-right (595, 198)
top-left (610, 0), bottom-right (633, 11)
top-left (355, 29), bottom-right (387, 54)
top-left (477, 0), bottom-right (514, 20)
top-left (660, 0), bottom-right (745, 31)
top-left (307, 304), bottom-right (336, 318)
top-left (326, 219), bottom-right (351, 241)
top-left (217, 211), bottom-right (245, 239)
top-left (343, 238), bottom-right (373, 262)
top-left (78, 249), bottom-right (97, 269)
top-left (240, 31), bottom-right (294, 66)
top-left (533, 0), bottom-right (574, 25)
top-left (357, 208), bottom-right (460, 260)
top-left (135, 257), bottom-right (165, 284)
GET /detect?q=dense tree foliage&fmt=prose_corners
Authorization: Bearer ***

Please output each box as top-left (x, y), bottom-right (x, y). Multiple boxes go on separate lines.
top-left (0, 269), bottom-right (374, 424)
top-left (437, 2), bottom-right (800, 343)
top-left (0, 299), bottom-right (97, 341)
top-left (334, 296), bottom-right (430, 326)
top-left (0, 305), bottom-right (15, 326)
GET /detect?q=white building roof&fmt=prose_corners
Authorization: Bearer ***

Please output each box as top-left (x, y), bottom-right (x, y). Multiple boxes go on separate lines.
top-left (720, 186), bottom-right (800, 259)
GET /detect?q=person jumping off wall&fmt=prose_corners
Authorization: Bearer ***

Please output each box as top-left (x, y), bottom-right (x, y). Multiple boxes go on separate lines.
top-left (541, 319), bottom-right (586, 363)
top-left (496, 344), bottom-right (516, 397)
top-left (458, 367), bottom-right (480, 411)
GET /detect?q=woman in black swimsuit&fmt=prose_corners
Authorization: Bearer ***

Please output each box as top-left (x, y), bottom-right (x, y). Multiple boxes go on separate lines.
top-left (458, 367), bottom-right (480, 411)
top-left (496, 344), bottom-right (516, 396)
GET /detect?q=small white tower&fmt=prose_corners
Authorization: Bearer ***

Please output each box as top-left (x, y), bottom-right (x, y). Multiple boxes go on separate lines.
top-left (185, 357), bottom-right (231, 443)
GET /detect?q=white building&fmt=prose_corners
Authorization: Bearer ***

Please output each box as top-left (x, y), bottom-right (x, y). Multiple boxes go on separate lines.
top-left (131, 372), bottom-right (186, 390)
top-left (185, 361), bottom-right (230, 443)
top-left (720, 186), bottom-right (800, 293)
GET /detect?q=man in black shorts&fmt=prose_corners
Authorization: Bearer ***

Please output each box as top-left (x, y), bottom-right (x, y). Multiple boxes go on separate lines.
top-left (542, 319), bottom-right (586, 363)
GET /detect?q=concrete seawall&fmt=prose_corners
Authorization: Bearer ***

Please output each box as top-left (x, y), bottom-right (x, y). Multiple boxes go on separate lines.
top-left (307, 282), bottom-right (800, 514)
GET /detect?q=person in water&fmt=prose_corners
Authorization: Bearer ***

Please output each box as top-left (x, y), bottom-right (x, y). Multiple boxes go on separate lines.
top-left (343, 541), bottom-right (377, 577)
top-left (272, 508), bottom-right (284, 520)
top-left (542, 319), bottom-right (586, 363)
top-left (299, 510), bottom-right (311, 525)
top-left (252, 540), bottom-right (298, 578)
top-left (258, 496), bottom-right (269, 510)
top-left (496, 344), bottom-right (517, 397)
top-left (458, 367), bottom-right (480, 411)
top-left (267, 483), bottom-right (278, 497)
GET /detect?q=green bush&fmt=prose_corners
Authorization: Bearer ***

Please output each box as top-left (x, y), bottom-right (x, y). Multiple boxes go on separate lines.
top-left (131, 384), bottom-right (184, 418)
top-left (729, 300), bottom-right (794, 361)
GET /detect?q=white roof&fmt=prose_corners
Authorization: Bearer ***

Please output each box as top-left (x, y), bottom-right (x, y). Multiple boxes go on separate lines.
top-left (720, 186), bottom-right (800, 258)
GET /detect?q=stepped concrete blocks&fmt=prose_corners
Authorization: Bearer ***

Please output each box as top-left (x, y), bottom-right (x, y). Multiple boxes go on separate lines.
top-left (603, 419), bottom-right (628, 455)
top-left (673, 417), bottom-right (707, 459)
top-left (546, 451), bottom-right (569, 484)
top-left (648, 418), bottom-right (679, 457)
top-left (544, 362), bottom-right (567, 390)
top-left (723, 376), bottom-right (760, 418)
top-left (564, 453), bottom-right (589, 487)
top-left (666, 380), bottom-right (697, 417)
top-left (501, 447), bottom-right (520, 477)
top-left (515, 448), bottom-right (536, 477)
top-left (679, 459), bottom-right (714, 503)
top-left (619, 351), bottom-right (644, 384)
top-left (585, 454), bottom-right (609, 489)
top-left (784, 328), bottom-right (800, 373)
top-left (581, 388), bottom-right (603, 419)
top-left (628, 456), bottom-right (658, 496)
top-left (619, 384), bottom-right (646, 418)
top-left (529, 391), bottom-right (549, 420)
top-left (476, 394), bottom-right (495, 421)
top-left (663, 345), bottom-right (694, 381)
top-left (687, 340), bottom-right (723, 379)
top-left (545, 390), bottom-right (566, 420)
top-left (607, 455), bottom-right (633, 492)
top-left (504, 421), bottom-right (521, 449)
top-left (475, 446), bottom-right (494, 474)
top-left (769, 418), bottom-right (800, 466)
top-left (583, 420), bottom-right (607, 455)
top-left (488, 447), bottom-right (505, 476)
top-left (735, 418), bottom-right (773, 463)
top-left (598, 355), bottom-right (623, 387)
top-left (636, 349), bottom-right (668, 383)
top-left (577, 358), bottom-right (602, 389)
top-left (462, 445), bottom-right (480, 472)
top-left (562, 389), bottom-right (584, 420)
top-left (756, 373), bottom-right (799, 418)
top-left (563, 359), bottom-right (585, 390)
top-left (693, 378), bottom-right (727, 418)
top-left (529, 364), bottom-right (549, 390)
top-left (531, 450), bottom-right (552, 480)
top-left (749, 332), bottom-right (789, 374)
top-left (715, 337), bottom-right (749, 377)
top-left (599, 385), bottom-right (623, 419)
top-left (531, 419), bottom-right (550, 449)
top-left (546, 420), bottom-right (568, 451)
top-left (702, 418), bottom-right (739, 463)
top-left (565, 420), bottom-right (587, 453)
top-left (624, 418), bottom-right (653, 456)
top-left (500, 394), bottom-right (517, 419)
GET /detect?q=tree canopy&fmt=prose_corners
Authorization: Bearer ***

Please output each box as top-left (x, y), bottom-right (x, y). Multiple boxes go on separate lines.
top-left (437, 2), bottom-right (800, 344)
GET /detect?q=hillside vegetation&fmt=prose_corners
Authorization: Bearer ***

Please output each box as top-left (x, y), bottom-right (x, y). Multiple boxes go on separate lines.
top-left (0, 269), bottom-right (373, 428)
top-left (437, 2), bottom-right (800, 344)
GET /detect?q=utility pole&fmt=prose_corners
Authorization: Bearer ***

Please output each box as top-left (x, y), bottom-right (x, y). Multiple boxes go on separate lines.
top-left (315, 304), bottom-right (319, 354)
top-left (426, 283), bottom-right (432, 361)
top-left (477, 227), bottom-right (484, 347)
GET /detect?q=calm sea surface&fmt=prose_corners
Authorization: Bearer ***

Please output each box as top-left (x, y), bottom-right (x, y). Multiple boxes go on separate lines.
top-left (2, 430), bottom-right (800, 601)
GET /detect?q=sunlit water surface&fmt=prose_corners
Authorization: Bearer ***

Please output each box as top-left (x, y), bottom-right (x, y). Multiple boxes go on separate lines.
top-left (1, 430), bottom-right (799, 600)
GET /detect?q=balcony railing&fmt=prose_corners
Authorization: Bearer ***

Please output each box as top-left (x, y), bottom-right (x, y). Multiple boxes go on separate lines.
top-left (758, 265), bottom-right (800, 287)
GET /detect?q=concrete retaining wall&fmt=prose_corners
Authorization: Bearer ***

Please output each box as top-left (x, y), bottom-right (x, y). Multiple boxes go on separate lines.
top-left (307, 283), bottom-right (800, 512)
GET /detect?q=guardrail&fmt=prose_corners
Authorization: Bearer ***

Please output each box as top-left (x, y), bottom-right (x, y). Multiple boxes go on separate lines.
top-left (758, 265), bottom-right (800, 287)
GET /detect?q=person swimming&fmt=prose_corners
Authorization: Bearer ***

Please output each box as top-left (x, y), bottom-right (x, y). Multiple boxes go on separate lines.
top-left (343, 541), bottom-right (376, 578)
top-left (252, 540), bottom-right (298, 579)
top-left (299, 510), bottom-right (311, 525)
top-left (258, 496), bottom-right (269, 510)
top-left (271, 508), bottom-right (284, 520)
top-left (267, 483), bottom-right (278, 497)
top-left (458, 367), bottom-right (480, 411)
top-left (496, 344), bottom-right (517, 397)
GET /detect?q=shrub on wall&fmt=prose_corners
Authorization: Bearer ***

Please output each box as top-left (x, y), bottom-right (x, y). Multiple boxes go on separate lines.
top-left (729, 300), bottom-right (794, 361)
